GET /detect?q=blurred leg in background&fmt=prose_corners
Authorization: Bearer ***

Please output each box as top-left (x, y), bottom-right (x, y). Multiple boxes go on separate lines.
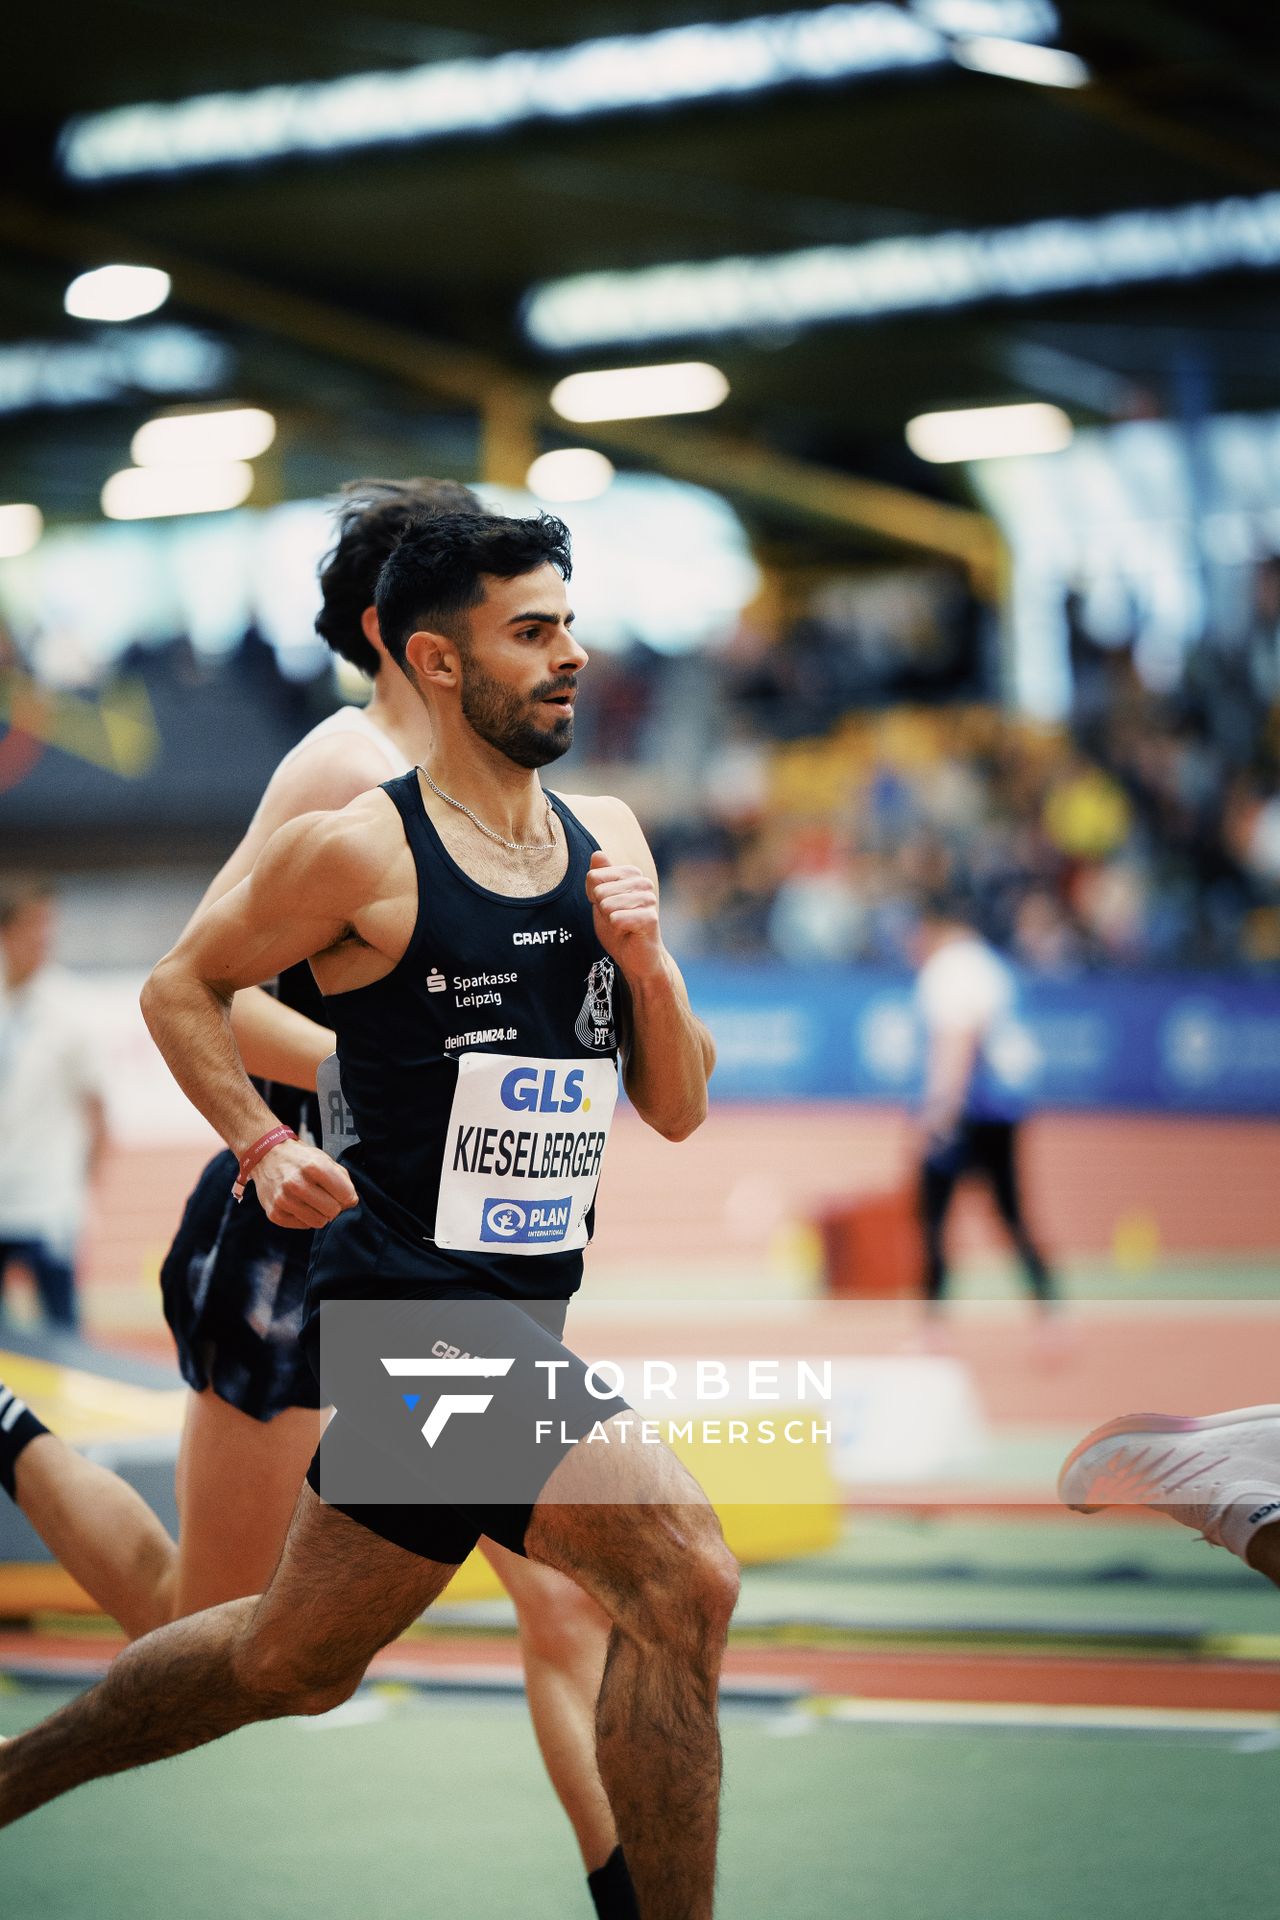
top-left (0, 1239), bottom-right (80, 1332)
top-left (919, 1131), bottom-right (964, 1308)
top-left (969, 1119), bottom-right (1056, 1305)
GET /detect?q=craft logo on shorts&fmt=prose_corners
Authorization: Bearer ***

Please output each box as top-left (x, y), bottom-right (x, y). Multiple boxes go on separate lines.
top-left (574, 957), bottom-right (616, 1050)
top-left (480, 1196), bottom-right (573, 1244)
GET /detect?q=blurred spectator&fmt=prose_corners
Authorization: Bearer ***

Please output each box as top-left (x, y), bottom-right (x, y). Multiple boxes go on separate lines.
top-left (1011, 891), bottom-right (1082, 975)
top-left (1042, 757), bottom-right (1132, 862)
top-left (767, 830), bottom-right (865, 965)
top-left (0, 882), bottom-right (108, 1331)
top-left (5, 545), bottom-right (1280, 977)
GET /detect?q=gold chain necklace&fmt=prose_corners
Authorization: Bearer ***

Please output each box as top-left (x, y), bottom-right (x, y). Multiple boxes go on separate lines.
top-left (417, 765), bottom-right (557, 854)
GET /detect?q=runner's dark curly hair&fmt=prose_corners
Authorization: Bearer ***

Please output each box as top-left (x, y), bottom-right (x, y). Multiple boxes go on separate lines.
top-left (315, 477), bottom-right (483, 677)
top-left (374, 511), bottom-right (573, 669)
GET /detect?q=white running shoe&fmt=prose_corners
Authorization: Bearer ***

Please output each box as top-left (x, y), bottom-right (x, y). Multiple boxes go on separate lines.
top-left (1058, 1405), bottom-right (1280, 1561)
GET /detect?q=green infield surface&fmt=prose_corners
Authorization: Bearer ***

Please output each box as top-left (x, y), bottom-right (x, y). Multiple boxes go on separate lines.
top-left (2, 1680), bottom-right (1278, 1920)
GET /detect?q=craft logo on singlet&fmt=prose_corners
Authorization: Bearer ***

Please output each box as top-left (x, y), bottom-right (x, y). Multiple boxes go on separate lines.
top-left (480, 1195), bottom-right (574, 1244)
top-left (574, 957), bottom-right (616, 1050)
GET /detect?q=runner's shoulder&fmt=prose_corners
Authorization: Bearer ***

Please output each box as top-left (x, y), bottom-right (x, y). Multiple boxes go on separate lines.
top-left (255, 726), bottom-right (400, 833)
top-left (258, 788), bottom-right (403, 910)
top-left (553, 791), bottom-right (652, 870)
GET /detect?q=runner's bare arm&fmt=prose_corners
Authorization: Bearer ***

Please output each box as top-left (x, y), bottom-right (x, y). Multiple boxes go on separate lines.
top-left (570, 794), bottom-right (715, 1142)
top-left (228, 991), bottom-right (337, 1093)
top-left (141, 803), bottom-right (390, 1226)
top-left (196, 734), bottom-right (396, 1091)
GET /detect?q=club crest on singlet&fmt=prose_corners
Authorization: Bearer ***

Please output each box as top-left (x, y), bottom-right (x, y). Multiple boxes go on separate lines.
top-left (574, 957), bottom-right (617, 1050)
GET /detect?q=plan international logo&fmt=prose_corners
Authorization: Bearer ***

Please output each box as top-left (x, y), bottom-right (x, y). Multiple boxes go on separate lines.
top-left (480, 1196), bottom-right (573, 1244)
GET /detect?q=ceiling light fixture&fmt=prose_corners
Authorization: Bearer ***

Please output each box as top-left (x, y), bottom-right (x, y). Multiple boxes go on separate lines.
top-left (131, 406), bottom-right (277, 467)
top-left (64, 265), bottom-right (172, 323)
top-left (58, 2), bottom-right (1058, 181)
top-left (526, 448), bottom-right (616, 502)
top-left (906, 400), bottom-right (1072, 462)
top-left (101, 461), bottom-right (254, 520)
top-left (0, 503), bottom-right (44, 559)
top-left (952, 35), bottom-right (1088, 86)
top-left (524, 190), bottom-right (1280, 349)
top-left (551, 362), bottom-right (729, 423)
top-left (0, 329), bottom-right (230, 416)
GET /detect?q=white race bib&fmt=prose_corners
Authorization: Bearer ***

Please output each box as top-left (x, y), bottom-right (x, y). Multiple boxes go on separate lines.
top-left (434, 1051), bottom-right (618, 1257)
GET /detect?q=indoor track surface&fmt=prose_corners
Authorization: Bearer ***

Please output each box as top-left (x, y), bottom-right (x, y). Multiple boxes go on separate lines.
top-left (4, 1512), bottom-right (1278, 1919)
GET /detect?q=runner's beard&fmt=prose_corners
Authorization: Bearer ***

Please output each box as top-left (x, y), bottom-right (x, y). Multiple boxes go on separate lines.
top-left (461, 662), bottom-right (575, 770)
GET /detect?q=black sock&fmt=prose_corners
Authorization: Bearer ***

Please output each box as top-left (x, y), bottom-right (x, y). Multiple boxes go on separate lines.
top-left (587, 1847), bottom-right (640, 1920)
top-left (0, 1383), bottom-right (50, 1500)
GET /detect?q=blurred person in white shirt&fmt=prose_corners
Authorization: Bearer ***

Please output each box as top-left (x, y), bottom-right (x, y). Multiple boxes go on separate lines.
top-left (0, 882), bottom-right (108, 1330)
top-left (913, 891), bottom-right (1055, 1311)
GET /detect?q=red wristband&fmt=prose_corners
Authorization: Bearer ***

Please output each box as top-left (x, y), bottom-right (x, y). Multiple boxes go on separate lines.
top-left (232, 1126), bottom-right (298, 1202)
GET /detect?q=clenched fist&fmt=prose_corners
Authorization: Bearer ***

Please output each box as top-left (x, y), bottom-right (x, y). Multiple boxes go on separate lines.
top-left (586, 850), bottom-right (665, 982)
top-left (252, 1138), bottom-right (358, 1229)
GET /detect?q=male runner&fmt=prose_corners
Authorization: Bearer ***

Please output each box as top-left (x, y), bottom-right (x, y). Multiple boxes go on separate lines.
top-left (0, 509), bottom-right (734, 1920)
top-left (0, 484), bottom-right (638, 1917)
top-left (1060, 1407), bottom-right (1280, 1590)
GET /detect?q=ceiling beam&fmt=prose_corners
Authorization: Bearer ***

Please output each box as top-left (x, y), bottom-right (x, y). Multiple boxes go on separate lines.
top-left (581, 415), bottom-right (1001, 585)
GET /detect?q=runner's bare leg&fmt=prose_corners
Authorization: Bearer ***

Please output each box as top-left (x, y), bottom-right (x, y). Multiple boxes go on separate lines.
top-left (172, 1392), bottom-right (324, 1612)
top-left (526, 1423), bottom-right (740, 1920)
top-left (9, 1392), bottom-right (324, 1638)
top-left (483, 1538), bottom-right (618, 1869)
top-left (12, 1436), bottom-right (177, 1640)
top-left (0, 1486), bottom-right (455, 1826)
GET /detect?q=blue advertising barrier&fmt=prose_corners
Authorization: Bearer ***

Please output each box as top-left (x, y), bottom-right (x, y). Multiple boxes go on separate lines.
top-left (679, 965), bottom-right (1280, 1116)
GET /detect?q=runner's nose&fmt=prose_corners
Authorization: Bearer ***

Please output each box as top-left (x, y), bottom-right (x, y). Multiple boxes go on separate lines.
top-left (557, 628), bottom-right (588, 674)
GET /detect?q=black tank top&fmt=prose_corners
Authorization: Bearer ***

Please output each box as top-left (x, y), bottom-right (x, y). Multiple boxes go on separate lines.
top-left (320, 770), bottom-right (622, 1300)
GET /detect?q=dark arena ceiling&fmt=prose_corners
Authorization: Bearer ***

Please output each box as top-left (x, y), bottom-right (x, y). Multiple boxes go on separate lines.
top-left (3, 0), bottom-right (1280, 560)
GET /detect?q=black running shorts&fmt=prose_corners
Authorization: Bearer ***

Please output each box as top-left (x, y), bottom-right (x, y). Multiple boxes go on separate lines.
top-left (305, 1288), bottom-right (629, 1565)
top-left (159, 1151), bottom-right (323, 1421)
